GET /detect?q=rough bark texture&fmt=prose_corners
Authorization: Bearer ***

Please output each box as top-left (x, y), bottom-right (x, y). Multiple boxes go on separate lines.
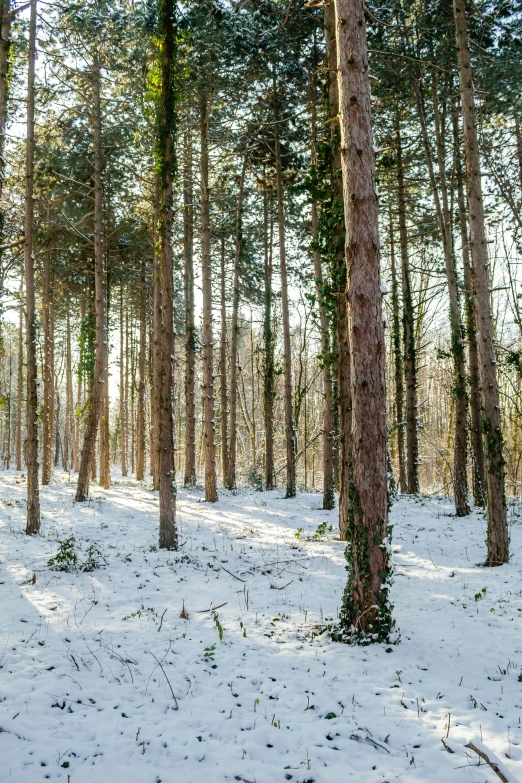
top-left (274, 100), bottom-right (296, 499)
top-left (335, 0), bottom-right (393, 642)
top-left (42, 241), bottom-right (54, 485)
top-left (389, 207), bottom-right (406, 493)
top-left (16, 284), bottom-right (22, 471)
top-left (136, 259), bottom-right (146, 481)
top-left (413, 74), bottom-right (470, 516)
top-left (183, 136), bottom-right (196, 487)
top-left (75, 59), bottom-right (107, 503)
top-left (119, 286), bottom-right (127, 477)
top-left (454, 111), bottom-right (485, 506)
top-left (24, 0), bottom-right (40, 534)
top-left (453, 0), bottom-right (508, 565)
top-left (64, 309), bottom-right (73, 472)
top-left (396, 123), bottom-right (419, 495)
top-left (219, 236), bottom-right (229, 484)
top-left (324, 0), bottom-right (351, 536)
top-left (157, 0), bottom-right (177, 549)
top-left (151, 178), bottom-right (160, 488)
top-left (263, 184), bottom-right (275, 490)
top-left (226, 158), bottom-right (246, 490)
top-left (200, 95), bottom-right (218, 502)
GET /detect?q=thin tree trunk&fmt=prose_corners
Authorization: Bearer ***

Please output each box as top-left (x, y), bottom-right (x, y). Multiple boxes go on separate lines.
top-left (226, 156), bottom-right (247, 490)
top-left (64, 309), bottom-right (73, 473)
top-left (16, 282), bottom-right (23, 471)
top-left (151, 176), bottom-right (161, 487)
top-left (453, 0), bottom-right (508, 564)
top-left (219, 235), bottom-right (229, 484)
top-left (453, 110), bottom-right (485, 506)
top-left (263, 184), bottom-right (275, 490)
top-left (54, 391), bottom-right (61, 466)
top-left (311, 83), bottom-right (335, 510)
top-left (274, 94), bottom-right (296, 499)
top-left (119, 285), bottom-right (127, 476)
top-left (183, 133), bottom-right (196, 486)
top-left (200, 94), bottom-right (218, 502)
top-left (99, 279), bottom-right (110, 489)
top-left (389, 206), bottom-right (406, 492)
top-left (413, 72), bottom-right (469, 515)
top-left (136, 259), bottom-right (146, 480)
top-left (324, 0), bottom-right (351, 536)
top-left (335, 0), bottom-right (393, 642)
top-left (41, 233), bottom-right (54, 484)
top-left (75, 57), bottom-right (107, 503)
top-left (24, 0), bottom-right (40, 534)
top-left (157, 0), bottom-right (177, 548)
top-left (396, 122), bottom-right (419, 495)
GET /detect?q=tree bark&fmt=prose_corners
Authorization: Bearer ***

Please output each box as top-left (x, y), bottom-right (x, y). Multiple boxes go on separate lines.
top-left (157, 0), bottom-right (177, 548)
top-left (324, 0), bottom-right (351, 537)
top-left (396, 122), bottom-right (419, 495)
top-left (64, 309), bottom-right (74, 473)
top-left (16, 282), bottom-right (23, 471)
top-left (151, 176), bottom-right (161, 487)
top-left (389, 206), bottom-right (406, 493)
top-left (119, 285), bottom-right (127, 476)
top-left (183, 132), bottom-right (196, 487)
top-left (274, 95), bottom-right (296, 499)
top-left (136, 258), bottom-right (146, 480)
top-left (226, 156), bottom-right (247, 490)
top-left (311, 84), bottom-right (335, 510)
top-left (24, 0), bottom-right (40, 534)
top-left (413, 72), bottom-right (469, 515)
top-left (453, 109), bottom-right (485, 506)
top-left (200, 94), bottom-right (218, 502)
top-left (263, 183), bottom-right (275, 490)
top-left (453, 0), bottom-right (508, 564)
top-left (335, 0), bottom-right (393, 641)
top-left (98, 278), bottom-right (110, 489)
top-left (75, 57), bottom-right (107, 502)
top-left (41, 234), bottom-right (54, 485)
top-left (219, 235), bottom-right (229, 484)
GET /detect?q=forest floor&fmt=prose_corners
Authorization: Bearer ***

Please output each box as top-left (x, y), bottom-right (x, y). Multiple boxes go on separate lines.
top-left (0, 472), bottom-right (522, 783)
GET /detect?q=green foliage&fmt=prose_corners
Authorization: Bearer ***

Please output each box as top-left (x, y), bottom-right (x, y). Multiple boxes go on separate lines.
top-left (47, 536), bottom-right (107, 573)
top-left (212, 610), bottom-right (224, 642)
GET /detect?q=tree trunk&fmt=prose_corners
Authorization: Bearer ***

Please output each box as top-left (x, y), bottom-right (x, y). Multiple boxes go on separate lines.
top-left (200, 94), bottom-right (218, 502)
top-left (453, 110), bottom-right (485, 506)
top-left (24, 0), bottom-right (40, 534)
top-left (274, 98), bottom-right (296, 499)
top-left (226, 156), bottom-right (247, 490)
top-left (413, 72), bottom-right (470, 515)
top-left (183, 132), bottom-right (196, 487)
top-left (453, 0), bottom-right (508, 564)
top-left (16, 282), bottom-right (23, 471)
top-left (119, 285), bottom-right (127, 476)
top-left (396, 122), bottom-right (419, 495)
top-left (324, 0), bottom-right (351, 536)
top-left (150, 176), bottom-right (160, 487)
top-left (311, 84), bottom-right (335, 511)
top-left (41, 236), bottom-right (54, 484)
top-left (263, 184), bottom-right (275, 490)
top-left (98, 278), bottom-right (110, 489)
top-left (157, 0), bottom-right (177, 548)
top-left (335, 0), bottom-right (393, 642)
top-left (64, 309), bottom-right (74, 473)
top-left (219, 236), bottom-right (229, 484)
top-left (389, 206), bottom-right (406, 493)
top-left (136, 259), bottom-right (146, 480)
top-left (75, 57), bottom-right (107, 503)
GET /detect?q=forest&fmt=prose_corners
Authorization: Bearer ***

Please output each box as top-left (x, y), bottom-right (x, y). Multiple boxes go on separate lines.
top-left (0, 0), bottom-right (521, 781)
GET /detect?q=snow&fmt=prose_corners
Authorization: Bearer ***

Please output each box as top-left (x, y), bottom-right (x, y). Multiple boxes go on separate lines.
top-left (1, 472), bottom-right (522, 783)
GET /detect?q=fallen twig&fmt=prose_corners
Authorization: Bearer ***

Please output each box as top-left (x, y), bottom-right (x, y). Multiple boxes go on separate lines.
top-left (148, 650), bottom-right (179, 710)
top-left (157, 608), bottom-right (167, 632)
top-left (220, 566), bottom-right (245, 582)
top-left (465, 739), bottom-right (519, 783)
top-left (196, 602), bottom-right (228, 613)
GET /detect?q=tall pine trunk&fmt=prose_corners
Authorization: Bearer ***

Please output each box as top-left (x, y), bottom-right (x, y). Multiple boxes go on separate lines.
top-left (389, 207), bottom-right (406, 493)
top-left (75, 57), bottom-right (107, 502)
top-left (396, 122), bottom-right (419, 495)
top-left (24, 0), bottom-right (40, 534)
top-left (119, 285), bottom-right (127, 476)
top-left (183, 132), bottom-right (196, 486)
top-left (136, 259), bottom-right (146, 480)
top-left (335, 0), bottom-right (393, 642)
top-left (16, 282), bottom-right (23, 471)
top-left (42, 236), bottom-right (54, 485)
top-left (453, 110), bottom-right (485, 506)
top-left (200, 94), bottom-right (218, 502)
top-left (64, 310), bottom-right (74, 472)
top-left (453, 0), bottom-right (508, 564)
top-left (274, 96), bottom-right (296, 499)
top-left (263, 184), bottom-right (275, 490)
top-left (157, 0), bottom-right (177, 548)
top-left (151, 177), bottom-right (161, 487)
top-left (219, 236), bottom-right (229, 484)
top-left (226, 157), bottom-right (247, 490)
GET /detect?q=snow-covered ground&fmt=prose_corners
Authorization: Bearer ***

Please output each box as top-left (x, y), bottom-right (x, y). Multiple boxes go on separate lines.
top-left (0, 471), bottom-right (521, 783)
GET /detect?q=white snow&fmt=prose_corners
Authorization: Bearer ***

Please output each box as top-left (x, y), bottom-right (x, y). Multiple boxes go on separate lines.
top-left (1, 472), bottom-right (522, 783)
